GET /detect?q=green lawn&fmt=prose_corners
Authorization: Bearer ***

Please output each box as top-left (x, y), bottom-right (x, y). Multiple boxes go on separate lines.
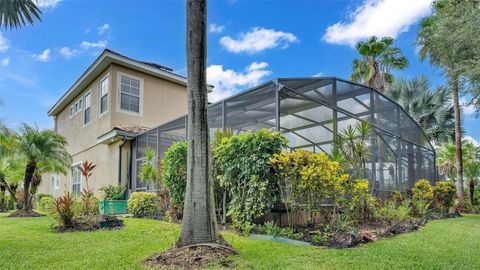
top-left (1, 214), bottom-right (479, 269)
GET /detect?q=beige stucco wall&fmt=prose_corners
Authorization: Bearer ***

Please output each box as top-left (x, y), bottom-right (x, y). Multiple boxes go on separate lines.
top-left (38, 63), bottom-right (187, 197)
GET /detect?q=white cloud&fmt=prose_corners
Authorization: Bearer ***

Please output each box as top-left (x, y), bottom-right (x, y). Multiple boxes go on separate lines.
top-left (209, 23), bottom-right (225, 33)
top-left (0, 32), bottom-right (9, 53)
top-left (323, 0), bottom-right (433, 46)
top-left (312, 72), bottom-right (323, 77)
top-left (36, 0), bottom-right (61, 9)
top-left (220, 27), bottom-right (298, 54)
top-left (81, 40), bottom-right (108, 49)
top-left (59, 47), bottom-right (77, 59)
top-left (97, 24), bottom-right (110, 35)
top-left (34, 49), bottom-right (50, 62)
top-left (460, 97), bottom-right (475, 116)
top-left (207, 61), bottom-right (272, 102)
top-left (464, 136), bottom-right (480, 147)
top-left (1, 57), bottom-right (10, 66)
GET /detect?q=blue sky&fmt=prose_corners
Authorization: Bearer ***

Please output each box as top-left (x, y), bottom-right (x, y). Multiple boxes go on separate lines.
top-left (0, 0), bottom-right (478, 143)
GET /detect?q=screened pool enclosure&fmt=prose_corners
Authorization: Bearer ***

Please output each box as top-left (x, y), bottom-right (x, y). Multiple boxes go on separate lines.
top-left (133, 77), bottom-right (437, 193)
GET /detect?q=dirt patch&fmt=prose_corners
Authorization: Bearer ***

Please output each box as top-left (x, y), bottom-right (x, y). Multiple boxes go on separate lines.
top-left (8, 210), bottom-right (44, 218)
top-left (145, 244), bottom-right (237, 270)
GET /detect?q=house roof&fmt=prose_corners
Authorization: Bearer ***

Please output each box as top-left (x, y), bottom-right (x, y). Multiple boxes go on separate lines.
top-left (96, 124), bottom-right (150, 144)
top-left (48, 49), bottom-right (213, 117)
top-left (114, 124), bottom-right (150, 134)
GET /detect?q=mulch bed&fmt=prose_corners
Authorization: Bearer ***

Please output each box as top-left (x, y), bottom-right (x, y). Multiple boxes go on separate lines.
top-left (145, 243), bottom-right (237, 270)
top-left (8, 210), bottom-right (44, 218)
top-left (55, 215), bottom-right (124, 233)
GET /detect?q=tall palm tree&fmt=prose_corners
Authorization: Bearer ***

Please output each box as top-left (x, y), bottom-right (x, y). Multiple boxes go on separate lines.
top-left (385, 76), bottom-right (455, 144)
top-left (351, 36), bottom-right (408, 92)
top-left (416, 0), bottom-right (480, 198)
top-left (0, 0), bottom-right (42, 29)
top-left (16, 124), bottom-right (70, 212)
top-left (177, 0), bottom-right (220, 246)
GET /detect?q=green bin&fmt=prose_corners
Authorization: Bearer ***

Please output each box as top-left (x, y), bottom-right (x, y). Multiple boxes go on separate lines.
top-left (98, 200), bottom-right (127, 215)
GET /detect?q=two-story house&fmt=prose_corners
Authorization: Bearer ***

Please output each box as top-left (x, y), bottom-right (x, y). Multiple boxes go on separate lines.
top-left (38, 49), bottom-right (190, 197)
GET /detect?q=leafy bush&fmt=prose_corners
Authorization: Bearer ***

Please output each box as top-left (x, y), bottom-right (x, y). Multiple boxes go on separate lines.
top-left (36, 193), bottom-right (52, 201)
top-left (100, 185), bottom-right (125, 200)
top-left (433, 181), bottom-right (456, 214)
top-left (348, 179), bottom-right (375, 223)
top-left (255, 221), bottom-right (303, 240)
top-left (161, 141), bottom-right (187, 211)
top-left (37, 196), bottom-right (54, 214)
top-left (374, 200), bottom-right (411, 223)
top-left (52, 191), bottom-right (78, 228)
top-left (271, 149), bottom-right (349, 226)
top-left (127, 192), bottom-right (159, 217)
top-left (217, 129), bottom-right (287, 229)
top-left (412, 179), bottom-right (434, 202)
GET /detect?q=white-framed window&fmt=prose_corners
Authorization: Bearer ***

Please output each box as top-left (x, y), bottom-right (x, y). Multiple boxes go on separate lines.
top-left (84, 91), bottom-right (91, 125)
top-left (117, 72), bottom-right (143, 115)
top-left (100, 75), bottom-right (109, 115)
top-left (120, 75), bottom-right (140, 113)
top-left (70, 106), bottom-right (74, 118)
top-left (71, 165), bottom-right (81, 195)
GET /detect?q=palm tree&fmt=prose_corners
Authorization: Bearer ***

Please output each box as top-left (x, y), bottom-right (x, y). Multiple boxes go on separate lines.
top-left (15, 124), bottom-right (70, 213)
top-left (437, 142), bottom-right (457, 181)
top-left (385, 76), bottom-right (455, 144)
top-left (465, 161), bottom-right (480, 205)
top-left (177, 0), bottom-right (220, 246)
top-left (351, 36), bottom-right (408, 92)
top-left (0, 0), bottom-right (42, 29)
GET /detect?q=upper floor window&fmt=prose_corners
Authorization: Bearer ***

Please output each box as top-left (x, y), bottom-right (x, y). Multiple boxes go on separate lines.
top-left (84, 92), bottom-right (91, 125)
top-left (71, 165), bottom-right (81, 195)
top-left (70, 106), bottom-right (74, 118)
top-left (120, 75), bottom-right (141, 113)
top-left (100, 76), bottom-right (109, 115)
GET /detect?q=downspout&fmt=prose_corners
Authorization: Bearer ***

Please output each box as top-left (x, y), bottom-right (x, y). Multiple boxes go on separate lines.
top-left (118, 137), bottom-right (128, 193)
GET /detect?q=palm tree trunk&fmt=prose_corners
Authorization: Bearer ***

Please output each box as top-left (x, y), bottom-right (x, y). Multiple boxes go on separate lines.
top-left (0, 183), bottom-right (6, 212)
top-left (452, 77), bottom-right (464, 199)
top-left (23, 162), bottom-right (36, 212)
top-left (177, 0), bottom-right (219, 247)
top-left (469, 180), bottom-right (475, 205)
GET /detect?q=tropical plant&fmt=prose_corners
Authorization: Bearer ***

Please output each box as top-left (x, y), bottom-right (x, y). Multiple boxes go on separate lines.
top-left (464, 161), bottom-right (480, 205)
top-left (348, 179), bottom-right (375, 223)
top-left (412, 179), bottom-right (434, 203)
top-left (433, 181), bottom-right (456, 214)
top-left (374, 200), bottom-right (411, 224)
top-left (0, 0), bottom-right (42, 29)
top-left (15, 124), bottom-right (70, 212)
top-left (52, 191), bottom-right (77, 228)
top-left (417, 0), bottom-right (480, 198)
top-left (334, 121), bottom-right (373, 178)
top-left (161, 141), bottom-right (187, 211)
top-left (79, 160), bottom-right (96, 191)
top-left (271, 149), bottom-right (350, 227)
top-left (217, 129), bottom-right (287, 229)
top-left (385, 76), bottom-right (454, 143)
top-left (351, 36), bottom-right (408, 92)
top-left (138, 147), bottom-right (159, 183)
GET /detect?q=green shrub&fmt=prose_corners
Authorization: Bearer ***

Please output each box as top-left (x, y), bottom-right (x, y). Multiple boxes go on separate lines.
top-left (217, 129), bottom-right (287, 229)
top-left (374, 200), bottom-right (411, 223)
top-left (161, 141), bottom-right (187, 211)
top-left (36, 193), bottom-right (52, 201)
top-left (80, 190), bottom-right (99, 215)
top-left (255, 221), bottom-right (303, 240)
top-left (127, 192), bottom-right (159, 217)
top-left (37, 196), bottom-right (54, 214)
top-left (412, 179), bottom-right (434, 202)
top-left (100, 185), bottom-right (125, 200)
top-left (433, 181), bottom-right (456, 214)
